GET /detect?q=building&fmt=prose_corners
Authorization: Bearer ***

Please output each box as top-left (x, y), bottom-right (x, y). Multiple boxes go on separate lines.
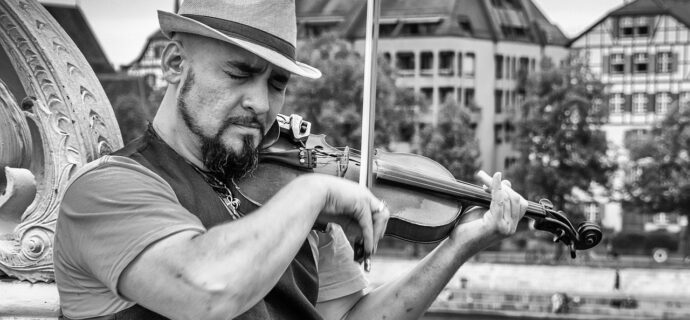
top-left (41, 2), bottom-right (156, 143)
top-left (121, 30), bottom-right (169, 90)
top-left (125, 0), bottom-right (570, 175)
top-left (569, 0), bottom-right (689, 233)
top-left (296, 0), bottom-right (570, 174)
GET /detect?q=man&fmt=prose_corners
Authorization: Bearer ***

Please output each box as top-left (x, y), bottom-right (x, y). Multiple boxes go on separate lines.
top-left (54, 0), bottom-right (527, 319)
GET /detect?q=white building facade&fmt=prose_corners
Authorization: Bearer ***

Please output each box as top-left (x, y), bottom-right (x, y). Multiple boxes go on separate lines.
top-left (570, 0), bottom-right (690, 233)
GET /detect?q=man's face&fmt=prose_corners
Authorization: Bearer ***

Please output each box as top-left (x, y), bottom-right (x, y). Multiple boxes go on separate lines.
top-left (176, 36), bottom-right (290, 180)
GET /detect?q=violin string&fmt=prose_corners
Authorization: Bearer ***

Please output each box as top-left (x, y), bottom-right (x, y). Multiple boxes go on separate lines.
top-left (306, 146), bottom-right (547, 217)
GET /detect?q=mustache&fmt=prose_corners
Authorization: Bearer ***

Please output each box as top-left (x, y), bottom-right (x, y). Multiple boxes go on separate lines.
top-left (219, 116), bottom-right (265, 134)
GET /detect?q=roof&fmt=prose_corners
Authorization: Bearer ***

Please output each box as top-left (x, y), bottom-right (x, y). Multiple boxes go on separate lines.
top-left (569, 0), bottom-right (690, 46)
top-left (43, 3), bottom-right (115, 74)
top-left (121, 30), bottom-right (167, 70)
top-left (315, 0), bottom-right (567, 45)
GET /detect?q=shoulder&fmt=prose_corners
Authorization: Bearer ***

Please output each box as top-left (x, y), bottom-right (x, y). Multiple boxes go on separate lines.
top-left (63, 155), bottom-right (177, 204)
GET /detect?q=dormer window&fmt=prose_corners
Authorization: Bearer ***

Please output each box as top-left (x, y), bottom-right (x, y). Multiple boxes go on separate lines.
top-left (617, 16), bottom-right (651, 38)
top-left (620, 17), bottom-right (634, 37)
top-left (636, 17), bottom-right (649, 36)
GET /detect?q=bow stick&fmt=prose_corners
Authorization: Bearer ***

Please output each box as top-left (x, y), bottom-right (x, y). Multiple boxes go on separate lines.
top-left (358, 0), bottom-right (381, 272)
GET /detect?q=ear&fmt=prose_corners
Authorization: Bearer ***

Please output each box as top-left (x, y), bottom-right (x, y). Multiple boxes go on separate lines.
top-left (161, 40), bottom-right (185, 85)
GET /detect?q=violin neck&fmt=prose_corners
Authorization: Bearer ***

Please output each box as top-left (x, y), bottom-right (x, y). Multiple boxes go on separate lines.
top-left (374, 161), bottom-right (546, 219)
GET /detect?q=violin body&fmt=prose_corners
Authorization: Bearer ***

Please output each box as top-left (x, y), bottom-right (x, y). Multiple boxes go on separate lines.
top-left (234, 115), bottom-right (603, 257)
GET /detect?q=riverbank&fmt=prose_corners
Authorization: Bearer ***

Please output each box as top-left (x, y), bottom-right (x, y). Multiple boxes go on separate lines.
top-left (368, 257), bottom-right (690, 319)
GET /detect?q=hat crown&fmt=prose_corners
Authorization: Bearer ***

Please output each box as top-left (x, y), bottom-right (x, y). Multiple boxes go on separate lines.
top-left (178, 0), bottom-right (297, 47)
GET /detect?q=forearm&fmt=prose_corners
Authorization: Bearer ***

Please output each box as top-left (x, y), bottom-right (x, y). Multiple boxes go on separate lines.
top-left (345, 218), bottom-right (497, 320)
top-left (183, 175), bottom-right (326, 312)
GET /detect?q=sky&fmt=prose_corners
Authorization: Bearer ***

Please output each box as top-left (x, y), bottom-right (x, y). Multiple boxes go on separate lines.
top-left (39, 0), bottom-right (627, 69)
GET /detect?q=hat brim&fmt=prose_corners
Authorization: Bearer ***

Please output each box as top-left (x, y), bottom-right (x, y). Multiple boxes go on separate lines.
top-left (158, 11), bottom-right (321, 79)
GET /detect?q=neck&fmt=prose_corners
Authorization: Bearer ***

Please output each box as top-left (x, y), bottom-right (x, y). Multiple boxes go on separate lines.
top-left (152, 86), bottom-right (207, 170)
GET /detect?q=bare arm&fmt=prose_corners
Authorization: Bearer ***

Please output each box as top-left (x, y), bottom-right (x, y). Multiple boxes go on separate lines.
top-left (317, 172), bottom-right (527, 320)
top-left (118, 174), bottom-right (387, 320)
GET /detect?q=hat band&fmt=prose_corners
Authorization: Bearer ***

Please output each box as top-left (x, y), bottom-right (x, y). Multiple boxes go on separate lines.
top-left (181, 14), bottom-right (296, 61)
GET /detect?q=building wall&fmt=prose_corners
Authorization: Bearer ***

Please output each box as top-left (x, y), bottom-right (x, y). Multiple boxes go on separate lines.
top-left (571, 14), bottom-right (690, 233)
top-left (354, 37), bottom-right (568, 173)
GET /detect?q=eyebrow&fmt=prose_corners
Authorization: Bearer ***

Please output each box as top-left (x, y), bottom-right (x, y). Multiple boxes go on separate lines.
top-left (225, 60), bottom-right (290, 83)
top-left (225, 60), bottom-right (267, 74)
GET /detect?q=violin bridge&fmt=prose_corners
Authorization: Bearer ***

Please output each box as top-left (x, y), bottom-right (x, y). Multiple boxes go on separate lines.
top-left (337, 146), bottom-right (350, 177)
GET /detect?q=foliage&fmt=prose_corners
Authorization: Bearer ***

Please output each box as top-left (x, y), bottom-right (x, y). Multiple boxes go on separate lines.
top-left (623, 105), bottom-right (690, 215)
top-left (112, 94), bottom-right (151, 143)
top-left (283, 34), bottom-right (422, 150)
top-left (415, 102), bottom-right (481, 182)
top-left (623, 104), bottom-right (690, 254)
top-left (506, 56), bottom-right (616, 218)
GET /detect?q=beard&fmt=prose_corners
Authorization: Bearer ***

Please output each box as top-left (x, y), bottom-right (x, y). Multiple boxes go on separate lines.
top-left (177, 69), bottom-right (263, 183)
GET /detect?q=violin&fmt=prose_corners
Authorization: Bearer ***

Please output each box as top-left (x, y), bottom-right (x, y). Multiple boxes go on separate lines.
top-left (233, 114), bottom-right (603, 259)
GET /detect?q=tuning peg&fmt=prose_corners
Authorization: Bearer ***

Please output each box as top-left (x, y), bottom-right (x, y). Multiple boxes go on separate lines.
top-left (569, 243), bottom-right (577, 259)
top-left (539, 199), bottom-right (554, 210)
top-left (552, 229), bottom-right (566, 243)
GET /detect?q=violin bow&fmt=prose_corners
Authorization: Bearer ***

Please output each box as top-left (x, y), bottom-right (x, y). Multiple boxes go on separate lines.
top-left (358, 0), bottom-right (381, 272)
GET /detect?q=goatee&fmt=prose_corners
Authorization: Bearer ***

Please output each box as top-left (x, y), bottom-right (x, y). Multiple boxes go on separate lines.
top-left (201, 134), bottom-right (260, 183)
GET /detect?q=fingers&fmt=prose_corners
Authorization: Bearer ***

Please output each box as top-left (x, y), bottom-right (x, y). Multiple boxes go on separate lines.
top-left (355, 201), bottom-right (376, 256)
top-left (481, 171), bottom-right (528, 235)
top-left (370, 200), bottom-right (390, 254)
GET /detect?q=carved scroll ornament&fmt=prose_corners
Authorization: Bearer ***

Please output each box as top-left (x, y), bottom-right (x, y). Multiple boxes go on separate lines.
top-left (0, 0), bottom-right (123, 282)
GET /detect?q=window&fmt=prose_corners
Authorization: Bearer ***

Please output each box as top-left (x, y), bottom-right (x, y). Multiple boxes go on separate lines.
top-left (421, 87), bottom-right (433, 102)
top-left (457, 52), bottom-right (463, 75)
top-left (618, 16), bottom-right (651, 37)
top-left (420, 51), bottom-right (434, 75)
top-left (518, 57), bottom-right (529, 74)
top-left (633, 53), bottom-right (648, 73)
top-left (610, 54), bottom-right (625, 74)
top-left (657, 52), bottom-right (672, 73)
top-left (457, 16), bottom-right (473, 34)
top-left (494, 124), bottom-right (503, 143)
top-left (399, 23), bottom-right (439, 36)
top-left (439, 87), bottom-right (455, 103)
top-left (636, 17), bottom-right (649, 36)
top-left (495, 90), bottom-right (503, 114)
top-left (464, 88), bottom-right (475, 108)
top-left (655, 92), bottom-right (671, 114)
top-left (619, 17), bottom-right (634, 37)
top-left (610, 93), bottom-right (624, 113)
top-left (633, 93), bottom-right (648, 114)
top-left (464, 53), bottom-right (475, 76)
top-left (681, 92), bottom-right (690, 109)
top-left (495, 54), bottom-right (504, 79)
top-left (504, 157), bottom-right (517, 169)
top-left (396, 52), bottom-right (415, 74)
top-left (439, 51), bottom-right (454, 76)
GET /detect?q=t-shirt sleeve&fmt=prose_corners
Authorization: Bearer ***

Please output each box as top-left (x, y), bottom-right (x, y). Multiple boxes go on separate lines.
top-left (57, 156), bottom-right (206, 297)
top-left (316, 225), bottom-right (368, 302)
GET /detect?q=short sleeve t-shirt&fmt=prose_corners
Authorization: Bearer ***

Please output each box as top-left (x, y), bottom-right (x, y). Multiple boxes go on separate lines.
top-left (54, 155), bottom-right (367, 319)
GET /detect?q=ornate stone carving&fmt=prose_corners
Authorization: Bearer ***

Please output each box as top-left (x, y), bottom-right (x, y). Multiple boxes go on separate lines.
top-left (0, 0), bottom-right (123, 282)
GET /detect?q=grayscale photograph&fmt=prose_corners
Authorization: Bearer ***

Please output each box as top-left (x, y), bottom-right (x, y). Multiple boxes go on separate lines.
top-left (0, 0), bottom-right (688, 319)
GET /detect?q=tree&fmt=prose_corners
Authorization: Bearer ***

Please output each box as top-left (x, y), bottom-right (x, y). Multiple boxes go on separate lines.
top-left (415, 101), bottom-right (481, 182)
top-left (283, 34), bottom-right (421, 150)
top-left (507, 56), bottom-right (616, 222)
top-left (623, 104), bottom-right (690, 255)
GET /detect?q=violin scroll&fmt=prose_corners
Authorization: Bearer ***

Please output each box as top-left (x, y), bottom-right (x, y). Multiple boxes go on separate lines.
top-left (531, 200), bottom-right (603, 258)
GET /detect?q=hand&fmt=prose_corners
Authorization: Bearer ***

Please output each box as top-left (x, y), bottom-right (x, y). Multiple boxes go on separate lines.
top-left (311, 174), bottom-right (390, 256)
top-left (481, 171), bottom-right (528, 237)
top-left (452, 172), bottom-right (527, 247)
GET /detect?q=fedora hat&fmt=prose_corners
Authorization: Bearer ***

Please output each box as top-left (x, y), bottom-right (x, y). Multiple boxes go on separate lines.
top-left (158, 0), bottom-right (321, 79)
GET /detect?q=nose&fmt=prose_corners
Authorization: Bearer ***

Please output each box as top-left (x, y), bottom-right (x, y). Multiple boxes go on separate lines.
top-left (241, 78), bottom-right (271, 116)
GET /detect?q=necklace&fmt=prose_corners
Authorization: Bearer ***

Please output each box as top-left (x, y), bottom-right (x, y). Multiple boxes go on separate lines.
top-left (192, 166), bottom-right (243, 220)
